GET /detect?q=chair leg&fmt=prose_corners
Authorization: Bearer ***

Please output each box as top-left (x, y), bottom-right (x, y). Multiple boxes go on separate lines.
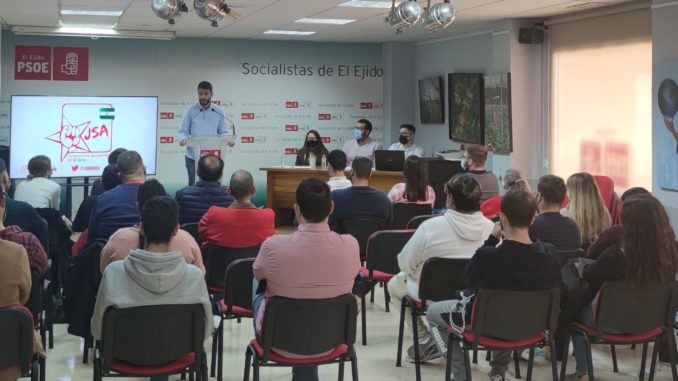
top-left (370, 284), bottom-right (375, 303)
top-left (611, 344), bottom-right (619, 372)
top-left (243, 348), bottom-right (252, 381)
top-left (648, 341), bottom-right (659, 381)
top-left (473, 348), bottom-right (478, 364)
top-left (211, 321), bottom-right (219, 378)
top-left (338, 361), bottom-right (345, 381)
top-left (446, 334), bottom-right (454, 381)
top-left (351, 353), bottom-right (359, 381)
top-left (384, 282), bottom-right (390, 313)
top-left (189, 370), bottom-right (195, 381)
top-left (550, 342), bottom-right (559, 381)
top-left (361, 282), bottom-right (367, 346)
top-left (463, 340), bottom-right (473, 381)
top-left (40, 355), bottom-right (46, 381)
top-left (485, 349), bottom-right (490, 362)
top-left (526, 347), bottom-right (535, 381)
top-left (584, 335), bottom-right (594, 381)
top-left (514, 350), bottom-right (522, 379)
top-left (640, 343), bottom-right (649, 381)
top-left (559, 333), bottom-right (571, 381)
top-left (218, 318), bottom-right (224, 381)
top-left (396, 299), bottom-right (407, 367)
top-left (411, 305), bottom-right (422, 381)
top-left (82, 335), bottom-right (91, 364)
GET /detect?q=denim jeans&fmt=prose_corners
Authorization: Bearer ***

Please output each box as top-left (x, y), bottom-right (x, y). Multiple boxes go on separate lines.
top-left (571, 303), bottom-right (595, 373)
top-left (185, 156), bottom-right (196, 186)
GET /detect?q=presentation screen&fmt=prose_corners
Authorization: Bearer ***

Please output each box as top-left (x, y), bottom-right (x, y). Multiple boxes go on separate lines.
top-left (10, 95), bottom-right (158, 179)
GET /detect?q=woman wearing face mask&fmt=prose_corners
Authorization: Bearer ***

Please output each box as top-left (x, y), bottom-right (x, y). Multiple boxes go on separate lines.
top-left (295, 130), bottom-right (330, 167)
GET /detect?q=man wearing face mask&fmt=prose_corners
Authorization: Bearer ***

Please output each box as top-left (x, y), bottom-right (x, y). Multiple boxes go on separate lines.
top-left (178, 81), bottom-right (236, 186)
top-left (342, 119), bottom-right (382, 166)
top-left (388, 124), bottom-right (424, 158)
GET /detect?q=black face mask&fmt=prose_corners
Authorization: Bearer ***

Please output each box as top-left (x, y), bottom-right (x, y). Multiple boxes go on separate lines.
top-left (399, 135), bottom-right (409, 145)
top-left (307, 140), bottom-right (318, 148)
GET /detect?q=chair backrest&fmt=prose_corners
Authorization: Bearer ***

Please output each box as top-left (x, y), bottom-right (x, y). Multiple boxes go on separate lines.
top-left (365, 230), bottom-right (415, 275)
top-left (593, 281), bottom-right (676, 336)
top-left (100, 304), bottom-right (205, 371)
top-left (469, 288), bottom-right (560, 344)
top-left (390, 203), bottom-right (433, 230)
top-left (180, 222), bottom-right (201, 246)
top-left (418, 257), bottom-right (469, 303)
top-left (203, 245), bottom-right (260, 289)
top-left (557, 249), bottom-right (586, 268)
top-left (331, 218), bottom-right (386, 258)
top-left (0, 305), bottom-right (34, 373)
top-left (406, 214), bottom-right (437, 230)
top-left (592, 175), bottom-right (621, 223)
top-left (419, 158), bottom-right (464, 209)
top-left (35, 215), bottom-right (49, 255)
top-left (259, 294), bottom-right (357, 362)
top-left (223, 258), bottom-right (255, 314)
top-left (25, 272), bottom-right (43, 325)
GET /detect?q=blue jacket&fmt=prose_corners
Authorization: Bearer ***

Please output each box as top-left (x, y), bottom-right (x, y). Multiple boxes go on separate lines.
top-left (175, 180), bottom-right (233, 224)
top-left (87, 183), bottom-right (141, 244)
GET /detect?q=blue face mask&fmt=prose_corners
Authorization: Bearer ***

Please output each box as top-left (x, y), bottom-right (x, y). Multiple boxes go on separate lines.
top-left (353, 128), bottom-right (363, 140)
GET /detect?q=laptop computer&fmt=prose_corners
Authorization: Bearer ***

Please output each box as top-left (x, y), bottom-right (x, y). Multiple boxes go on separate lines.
top-left (374, 150), bottom-right (405, 171)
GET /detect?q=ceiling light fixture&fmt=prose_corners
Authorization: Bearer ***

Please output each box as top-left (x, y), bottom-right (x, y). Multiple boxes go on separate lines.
top-left (264, 30), bottom-right (316, 36)
top-left (151, 0), bottom-right (188, 25)
top-left (11, 26), bottom-right (176, 40)
top-left (338, 0), bottom-right (399, 9)
top-left (295, 18), bottom-right (356, 25)
top-left (384, 0), bottom-right (422, 34)
top-left (421, 0), bottom-right (456, 32)
top-left (60, 10), bottom-right (124, 17)
top-left (194, 0), bottom-right (243, 27)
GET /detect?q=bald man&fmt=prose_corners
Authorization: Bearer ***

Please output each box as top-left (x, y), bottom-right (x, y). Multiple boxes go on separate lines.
top-left (175, 154), bottom-right (233, 224)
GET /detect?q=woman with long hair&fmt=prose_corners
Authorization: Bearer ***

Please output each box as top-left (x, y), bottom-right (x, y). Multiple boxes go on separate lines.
top-left (564, 173), bottom-right (611, 248)
top-left (565, 195), bottom-right (678, 380)
top-left (387, 155), bottom-right (435, 205)
top-left (295, 130), bottom-right (330, 167)
top-left (480, 168), bottom-right (532, 219)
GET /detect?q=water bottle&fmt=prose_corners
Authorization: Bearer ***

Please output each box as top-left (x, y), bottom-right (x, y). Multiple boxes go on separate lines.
top-left (280, 154), bottom-right (285, 168)
top-left (321, 155), bottom-right (327, 170)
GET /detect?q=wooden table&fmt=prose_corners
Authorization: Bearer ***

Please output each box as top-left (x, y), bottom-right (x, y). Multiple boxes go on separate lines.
top-left (261, 166), bottom-right (405, 227)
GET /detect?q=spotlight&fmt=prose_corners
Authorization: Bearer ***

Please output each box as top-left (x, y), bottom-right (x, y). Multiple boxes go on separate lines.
top-left (194, 0), bottom-right (243, 27)
top-left (384, 0), bottom-right (422, 33)
top-left (421, 1), bottom-right (456, 32)
top-left (151, 0), bottom-right (188, 25)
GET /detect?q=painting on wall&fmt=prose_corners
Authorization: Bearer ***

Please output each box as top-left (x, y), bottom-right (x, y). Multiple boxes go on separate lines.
top-left (483, 73), bottom-right (512, 153)
top-left (656, 61), bottom-right (678, 191)
top-left (418, 76), bottom-right (445, 124)
top-left (449, 73), bottom-right (484, 144)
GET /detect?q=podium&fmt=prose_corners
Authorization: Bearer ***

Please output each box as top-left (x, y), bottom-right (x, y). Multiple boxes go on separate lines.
top-left (187, 136), bottom-right (235, 178)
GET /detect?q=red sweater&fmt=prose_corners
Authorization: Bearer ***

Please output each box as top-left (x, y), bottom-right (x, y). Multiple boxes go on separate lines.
top-left (480, 195), bottom-right (502, 220)
top-left (199, 206), bottom-right (275, 248)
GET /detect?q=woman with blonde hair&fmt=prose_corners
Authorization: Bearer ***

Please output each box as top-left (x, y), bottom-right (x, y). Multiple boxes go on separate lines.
top-left (564, 173), bottom-right (611, 248)
top-left (480, 168), bottom-right (531, 219)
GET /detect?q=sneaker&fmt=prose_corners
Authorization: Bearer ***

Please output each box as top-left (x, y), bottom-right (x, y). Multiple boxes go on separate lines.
top-left (406, 339), bottom-right (441, 363)
top-left (563, 372), bottom-right (589, 381)
top-left (488, 372), bottom-right (509, 381)
top-left (520, 347), bottom-right (547, 361)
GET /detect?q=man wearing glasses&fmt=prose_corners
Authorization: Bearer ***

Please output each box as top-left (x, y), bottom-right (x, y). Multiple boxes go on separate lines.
top-left (388, 124), bottom-right (424, 158)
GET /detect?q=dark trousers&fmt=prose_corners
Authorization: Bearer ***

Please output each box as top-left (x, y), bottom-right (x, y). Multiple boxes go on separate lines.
top-left (185, 156), bottom-right (196, 186)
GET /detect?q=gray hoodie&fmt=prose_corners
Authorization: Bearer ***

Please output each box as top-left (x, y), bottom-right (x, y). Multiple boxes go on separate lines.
top-left (91, 249), bottom-right (213, 341)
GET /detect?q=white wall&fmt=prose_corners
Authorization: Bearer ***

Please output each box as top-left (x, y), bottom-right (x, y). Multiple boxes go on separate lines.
top-left (382, 42), bottom-right (415, 144)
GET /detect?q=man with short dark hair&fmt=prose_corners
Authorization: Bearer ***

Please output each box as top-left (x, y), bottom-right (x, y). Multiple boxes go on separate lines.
top-left (199, 170), bottom-right (274, 248)
top-left (329, 156), bottom-right (391, 225)
top-left (253, 178), bottom-right (360, 381)
top-left (175, 154), bottom-right (233, 224)
top-left (463, 144), bottom-right (499, 202)
top-left (426, 191), bottom-right (561, 381)
top-left (342, 118), bottom-right (382, 165)
top-left (530, 175), bottom-right (582, 250)
top-left (87, 150), bottom-right (146, 243)
top-left (389, 124), bottom-right (424, 157)
top-left (90, 148), bottom-right (127, 196)
top-left (326, 149), bottom-right (352, 191)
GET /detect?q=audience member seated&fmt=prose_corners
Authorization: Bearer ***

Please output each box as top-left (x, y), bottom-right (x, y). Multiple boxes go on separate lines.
top-left (562, 195), bottom-right (678, 381)
top-left (529, 175), bottom-right (582, 250)
top-left (91, 196), bottom-right (213, 372)
top-left (15, 155), bottom-right (61, 210)
top-left (329, 156), bottom-right (392, 226)
top-left (390, 174), bottom-right (494, 362)
top-left (426, 191), bottom-right (561, 381)
top-left (342, 119), bottom-right (382, 165)
top-left (0, 158), bottom-right (47, 247)
top-left (175, 154), bottom-right (233, 225)
top-left (387, 155), bottom-right (435, 206)
top-left (480, 168), bottom-right (531, 219)
top-left (0, 189), bottom-right (47, 276)
top-left (295, 130), bottom-right (330, 167)
top-left (563, 172), bottom-right (611, 250)
top-left (72, 165), bottom-right (122, 233)
top-left (586, 187), bottom-right (650, 259)
top-left (326, 150), bottom-right (352, 192)
top-left (388, 124), bottom-right (424, 158)
top-left (0, 238), bottom-right (45, 380)
top-left (87, 150), bottom-right (147, 244)
top-left (463, 144), bottom-right (499, 202)
top-left (199, 170), bottom-right (274, 248)
top-left (89, 148), bottom-right (126, 196)
top-left (253, 178), bottom-right (360, 381)
top-left (100, 179), bottom-right (204, 274)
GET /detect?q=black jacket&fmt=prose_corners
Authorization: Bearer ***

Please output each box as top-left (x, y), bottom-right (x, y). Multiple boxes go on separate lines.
top-left (295, 146), bottom-right (330, 167)
top-left (175, 181), bottom-right (233, 225)
top-left (64, 241), bottom-right (104, 338)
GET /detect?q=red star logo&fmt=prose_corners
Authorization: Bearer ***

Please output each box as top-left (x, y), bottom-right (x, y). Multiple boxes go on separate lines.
top-left (45, 118), bottom-right (93, 162)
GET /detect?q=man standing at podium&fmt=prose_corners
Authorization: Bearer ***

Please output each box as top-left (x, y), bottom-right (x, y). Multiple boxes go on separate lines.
top-left (178, 81), bottom-right (235, 186)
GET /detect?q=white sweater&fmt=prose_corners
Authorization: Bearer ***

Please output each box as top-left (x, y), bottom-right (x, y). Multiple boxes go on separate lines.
top-left (15, 177), bottom-right (61, 210)
top-left (397, 209), bottom-right (494, 297)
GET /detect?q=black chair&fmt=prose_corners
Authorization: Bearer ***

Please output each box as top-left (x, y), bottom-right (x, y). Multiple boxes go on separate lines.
top-left (203, 245), bottom-right (260, 294)
top-left (93, 304), bottom-right (207, 381)
top-left (560, 282), bottom-right (678, 381)
top-left (357, 230), bottom-right (414, 345)
top-left (25, 272), bottom-right (53, 351)
top-left (390, 204), bottom-right (433, 230)
top-left (420, 158), bottom-right (464, 210)
top-left (181, 222), bottom-right (202, 247)
top-left (0, 305), bottom-right (44, 381)
top-left (406, 214), bottom-right (438, 230)
top-left (448, 288), bottom-right (561, 381)
top-left (243, 294), bottom-right (359, 381)
top-left (331, 218), bottom-right (387, 261)
top-left (212, 258), bottom-right (255, 381)
top-left (396, 257), bottom-right (469, 381)
top-left (557, 249), bottom-right (586, 269)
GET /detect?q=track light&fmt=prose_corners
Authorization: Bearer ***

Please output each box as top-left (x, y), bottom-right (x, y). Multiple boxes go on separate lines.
top-left (194, 0), bottom-right (243, 27)
top-left (384, 0), bottom-right (422, 33)
top-left (421, 0), bottom-right (456, 32)
top-left (151, 0), bottom-right (188, 24)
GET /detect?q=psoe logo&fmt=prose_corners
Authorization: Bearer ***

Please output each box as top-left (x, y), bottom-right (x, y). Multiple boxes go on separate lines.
top-left (318, 114), bottom-right (331, 121)
top-left (241, 112), bottom-right (255, 120)
top-left (160, 112), bottom-right (175, 119)
top-left (286, 101), bottom-right (299, 109)
top-left (285, 148), bottom-right (299, 155)
top-left (321, 137), bottom-right (331, 143)
top-left (45, 103), bottom-right (114, 162)
top-left (360, 102), bottom-right (373, 109)
top-left (241, 136), bottom-right (255, 144)
top-left (285, 125), bottom-right (299, 132)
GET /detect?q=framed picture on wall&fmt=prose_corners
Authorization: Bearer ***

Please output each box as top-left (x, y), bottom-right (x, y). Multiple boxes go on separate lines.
top-left (483, 73), bottom-right (512, 153)
top-left (448, 73), bottom-right (484, 144)
top-left (418, 76), bottom-right (445, 123)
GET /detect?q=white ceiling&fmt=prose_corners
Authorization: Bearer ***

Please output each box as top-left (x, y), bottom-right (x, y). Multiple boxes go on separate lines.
top-left (0, 0), bottom-right (639, 42)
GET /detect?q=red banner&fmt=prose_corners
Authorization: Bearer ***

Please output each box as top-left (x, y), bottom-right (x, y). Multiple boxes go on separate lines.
top-left (15, 45), bottom-right (51, 80)
top-left (53, 47), bottom-right (89, 81)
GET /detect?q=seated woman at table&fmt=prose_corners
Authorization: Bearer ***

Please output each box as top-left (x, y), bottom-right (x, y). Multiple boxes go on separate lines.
top-left (295, 130), bottom-right (330, 167)
top-left (387, 155), bottom-right (435, 206)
